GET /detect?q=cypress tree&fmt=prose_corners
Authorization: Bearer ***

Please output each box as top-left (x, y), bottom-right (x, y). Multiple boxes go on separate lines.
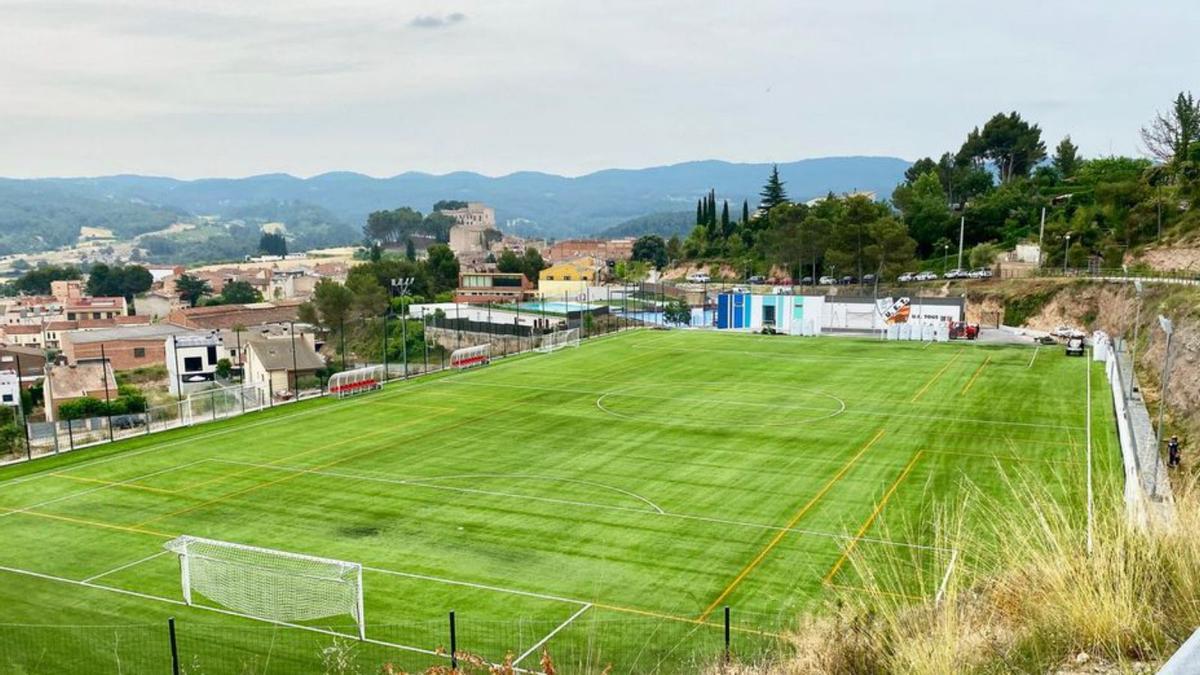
top-left (708, 190), bottom-right (718, 228)
top-left (696, 199), bottom-right (704, 226)
top-left (742, 200), bottom-right (750, 224)
top-left (720, 200), bottom-right (730, 236)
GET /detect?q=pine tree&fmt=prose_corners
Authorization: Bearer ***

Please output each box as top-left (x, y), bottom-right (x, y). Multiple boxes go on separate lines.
top-left (758, 165), bottom-right (788, 212)
top-left (742, 200), bottom-right (750, 224)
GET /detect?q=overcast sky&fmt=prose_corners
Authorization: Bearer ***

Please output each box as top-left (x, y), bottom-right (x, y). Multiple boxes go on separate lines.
top-left (1, 0), bottom-right (1195, 179)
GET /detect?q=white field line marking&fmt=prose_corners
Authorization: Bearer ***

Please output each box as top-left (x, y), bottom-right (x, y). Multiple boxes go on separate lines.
top-left (447, 379), bottom-right (1085, 431)
top-left (935, 548), bottom-right (959, 608)
top-left (364, 566), bottom-right (589, 606)
top-left (512, 603), bottom-right (593, 666)
top-left (0, 564), bottom-right (477, 666)
top-left (922, 340), bottom-right (934, 349)
top-left (0, 459), bottom-right (209, 519)
top-left (402, 472), bottom-right (665, 514)
top-left (1028, 345), bottom-right (1040, 368)
top-left (0, 378), bottom-right (448, 491)
top-left (595, 390), bottom-right (845, 427)
top-left (211, 459), bottom-right (666, 515)
top-left (209, 458), bottom-right (953, 554)
top-left (1086, 347), bottom-right (1094, 557)
top-left (628, 341), bottom-right (967, 365)
top-left (82, 550), bottom-right (169, 583)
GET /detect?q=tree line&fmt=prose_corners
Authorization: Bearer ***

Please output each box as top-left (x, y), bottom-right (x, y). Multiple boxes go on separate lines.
top-left (675, 92), bottom-right (1200, 278)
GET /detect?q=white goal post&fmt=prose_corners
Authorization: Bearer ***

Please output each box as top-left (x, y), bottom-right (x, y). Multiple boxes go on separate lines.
top-left (164, 535), bottom-right (365, 639)
top-left (450, 343), bottom-right (491, 370)
top-left (328, 365), bottom-right (386, 398)
top-left (536, 328), bottom-right (580, 353)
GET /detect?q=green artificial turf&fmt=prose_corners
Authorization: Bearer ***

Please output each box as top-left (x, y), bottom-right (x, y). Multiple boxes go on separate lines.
top-left (0, 329), bottom-right (1119, 674)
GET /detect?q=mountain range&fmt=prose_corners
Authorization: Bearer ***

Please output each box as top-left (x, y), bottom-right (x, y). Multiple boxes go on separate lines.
top-left (0, 156), bottom-right (910, 255)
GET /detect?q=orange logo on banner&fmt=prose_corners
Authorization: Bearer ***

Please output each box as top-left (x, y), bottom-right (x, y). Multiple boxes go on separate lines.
top-left (883, 297), bottom-right (912, 324)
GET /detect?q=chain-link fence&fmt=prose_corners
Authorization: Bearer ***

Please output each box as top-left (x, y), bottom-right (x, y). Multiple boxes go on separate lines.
top-left (0, 609), bottom-right (791, 675)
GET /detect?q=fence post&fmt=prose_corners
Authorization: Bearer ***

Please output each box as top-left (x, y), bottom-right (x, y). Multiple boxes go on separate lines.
top-left (66, 419), bottom-right (75, 452)
top-left (724, 606), bottom-right (731, 663)
top-left (168, 617), bottom-right (180, 675)
top-left (210, 390), bottom-right (217, 422)
top-left (449, 610), bottom-right (457, 669)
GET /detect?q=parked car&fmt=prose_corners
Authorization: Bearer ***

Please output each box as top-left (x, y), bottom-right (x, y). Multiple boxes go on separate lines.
top-left (730, 285), bottom-right (750, 294)
top-left (862, 274), bottom-right (877, 284)
top-left (800, 276), bottom-right (814, 285)
top-left (686, 273), bottom-right (711, 283)
top-left (1065, 336), bottom-right (1085, 356)
top-left (974, 267), bottom-right (994, 279)
top-left (772, 286), bottom-right (793, 295)
top-left (747, 275), bottom-right (765, 284)
top-left (840, 275), bottom-right (857, 285)
top-left (818, 275), bottom-right (838, 285)
top-left (945, 268), bottom-right (970, 279)
top-left (111, 414), bottom-right (146, 430)
top-left (897, 272), bottom-right (915, 282)
top-left (915, 271), bottom-right (938, 281)
top-left (1051, 325), bottom-right (1085, 339)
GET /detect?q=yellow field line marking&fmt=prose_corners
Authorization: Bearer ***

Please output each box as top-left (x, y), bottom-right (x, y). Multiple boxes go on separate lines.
top-left (0, 506), bottom-right (172, 538)
top-left (50, 472), bottom-right (179, 496)
top-left (823, 450), bottom-right (924, 584)
top-left (696, 429), bottom-right (886, 622)
top-left (590, 601), bottom-right (781, 638)
top-left (910, 351), bottom-right (963, 402)
top-left (960, 355), bottom-right (992, 395)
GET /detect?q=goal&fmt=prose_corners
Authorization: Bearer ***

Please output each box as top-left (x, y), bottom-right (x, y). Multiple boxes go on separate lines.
top-left (536, 328), bottom-right (580, 353)
top-left (328, 365), bottom-right (385, 398)
top-left (164, 535), bottom-right (365, 639)
top-left (450, 343), bottom-right (491, 370)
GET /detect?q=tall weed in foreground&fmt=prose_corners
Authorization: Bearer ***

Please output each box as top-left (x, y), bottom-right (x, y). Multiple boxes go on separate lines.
top-left (714, 471), bottom-right (1200, 674)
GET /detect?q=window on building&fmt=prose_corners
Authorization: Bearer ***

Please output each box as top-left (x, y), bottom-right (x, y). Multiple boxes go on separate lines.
top-left (133, 347), bottom-right (146, 358)
top-left (183, 356), bottom-right (203, 372)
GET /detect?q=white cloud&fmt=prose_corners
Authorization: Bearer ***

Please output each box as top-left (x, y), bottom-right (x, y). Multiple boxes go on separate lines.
top-left (0, 0), bottom-right (1195, 178)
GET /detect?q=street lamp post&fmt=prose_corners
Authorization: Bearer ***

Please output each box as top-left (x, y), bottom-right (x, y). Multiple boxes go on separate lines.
top-left (1063, 233), bottom-right (1071, 274)
top-left (1152, 315), bottom-right (1176, 498)
top-left (942, 244), bottom-right (949, 276)
top-left (1037, 206), bottom-right (1046, 268)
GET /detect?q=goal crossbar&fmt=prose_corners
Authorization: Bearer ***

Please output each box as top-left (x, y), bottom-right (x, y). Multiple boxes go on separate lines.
top-left (164, 535), bottom-right (365, 639)
top-left (536, 328), bottom-right (580, 353)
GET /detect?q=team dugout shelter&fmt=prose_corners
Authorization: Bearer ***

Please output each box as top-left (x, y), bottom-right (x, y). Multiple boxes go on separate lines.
top-left (714, 293), bottom-right (964, 334)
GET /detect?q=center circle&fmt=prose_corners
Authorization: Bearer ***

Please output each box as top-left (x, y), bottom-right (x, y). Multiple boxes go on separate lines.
top-left (595, 382), bottom-right (845, 428)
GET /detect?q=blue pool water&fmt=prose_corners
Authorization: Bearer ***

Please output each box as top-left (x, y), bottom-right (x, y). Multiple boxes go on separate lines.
top-left (516, 301), bottom-right (599, 313)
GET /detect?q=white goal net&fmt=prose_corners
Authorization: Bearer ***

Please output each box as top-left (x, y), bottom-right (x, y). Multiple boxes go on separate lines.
top-left (164, 535), bottom-right (365, 639)
top-left (183, 383), bottom-right (269, 425)
top-left (328, 365), bottom-right (385, 398)
top-left (536, 328), bottom-right (580, 353)
top-left (450, 343), bottom-right (491, 370)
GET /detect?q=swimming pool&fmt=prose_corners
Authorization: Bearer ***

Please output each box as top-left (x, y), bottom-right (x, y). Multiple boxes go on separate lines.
top-left (516, 301), bottom-right (600, 314)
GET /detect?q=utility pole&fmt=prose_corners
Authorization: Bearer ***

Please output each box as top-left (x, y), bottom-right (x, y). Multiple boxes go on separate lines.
top-left (1037, 206), bottom-right (1046, 268)
top-left (956, 215), bottom-right (965, 270)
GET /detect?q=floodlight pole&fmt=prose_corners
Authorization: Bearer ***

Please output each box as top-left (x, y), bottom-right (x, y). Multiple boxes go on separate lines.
top-left (1152, 315), bottom-right (1175, 498)
top-left (1063, 234), bottom-right (1071, 274)
top-left (100, 343), bottom-right (114, 442)
top-left (390, 278), bottom-right (414, 380)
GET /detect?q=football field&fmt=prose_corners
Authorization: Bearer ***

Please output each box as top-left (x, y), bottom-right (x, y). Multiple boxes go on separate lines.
top-left (0, 329), bottom-right (1119, 673)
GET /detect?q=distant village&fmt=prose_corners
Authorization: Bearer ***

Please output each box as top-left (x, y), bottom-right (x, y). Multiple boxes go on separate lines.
top-left (0, 201), bottom-right (643, 435)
